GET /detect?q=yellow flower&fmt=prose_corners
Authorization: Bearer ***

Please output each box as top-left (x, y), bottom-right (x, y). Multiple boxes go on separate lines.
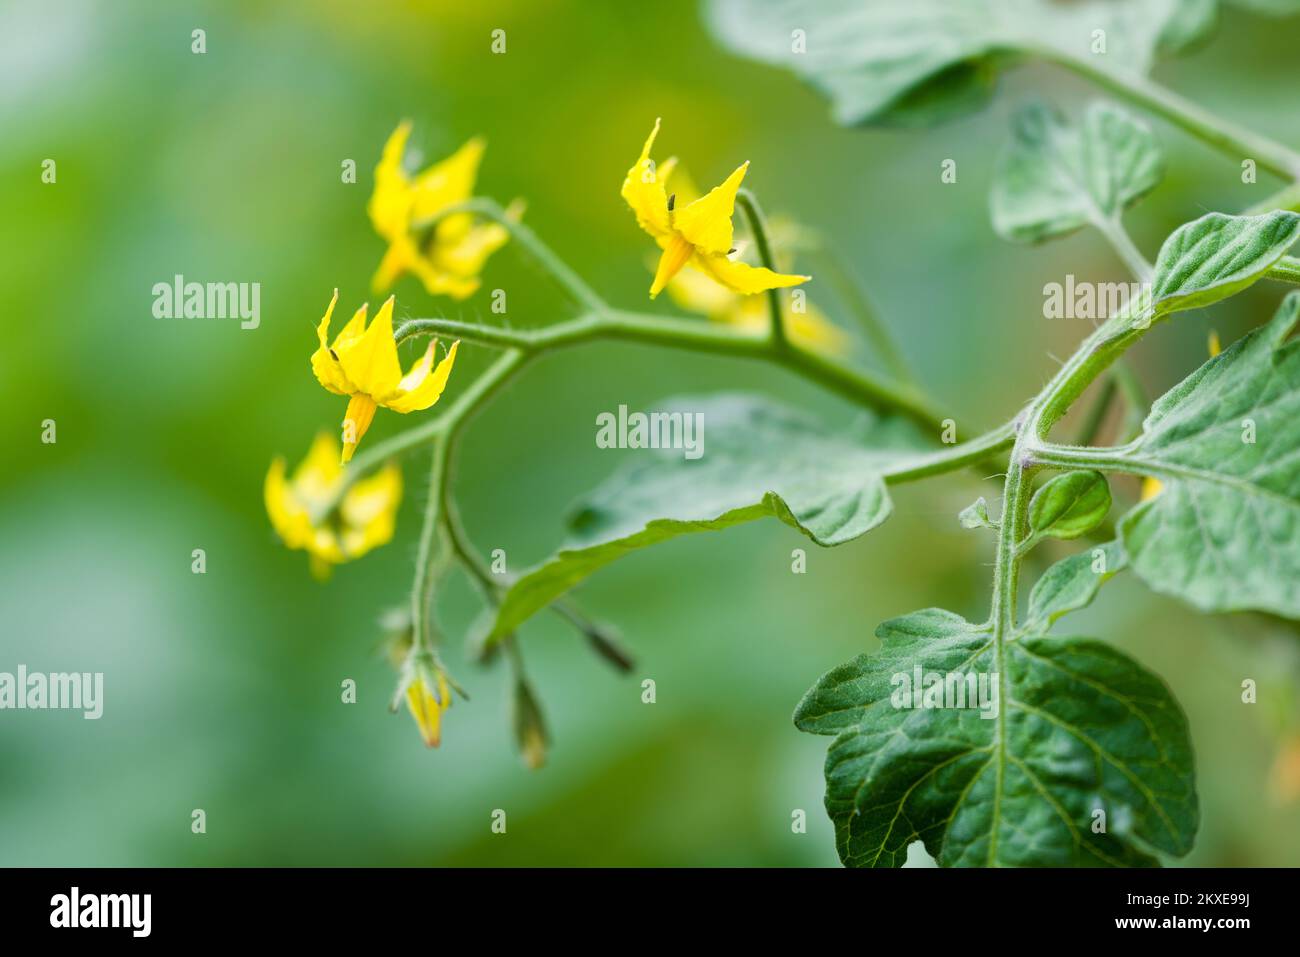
top-left (621, 118), bottom-right (810, 299)
top-left (662, 237), bottom-right (849, 355)
top-left (394, 651), bottom-right (454, 748)
top-left (264, 432), bottom-right (402, 579)
top-left (368, 120), bottom-right (515, 299)
top-left (311, 290), bottom-right (460, 463)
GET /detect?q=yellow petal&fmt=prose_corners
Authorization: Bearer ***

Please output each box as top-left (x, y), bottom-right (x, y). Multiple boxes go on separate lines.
top-left (663, 261), bottom-right (738, 317)
top-left (335, 296), bottom-right (403, 398)
top-left (340, 462), bottom-right (402, 557)
top-left (1140, 476), bottom-right (1164, 501)
top-left (431, 221), bottom-right (510, 278)
top-left (264, 457), bottom-right (312, 548)
top-left (406, 676), bottom-right (448, 747)
top-left (650, 234), bottom-right (695, 299)
top-left (692, 251), bottom-right (809, 295)
top-left (376, 228), bottom-right (497, 301)
top-left (726, 296), bottom-right (849, 355)
top-left (785, 305), bottom-right (849, 355)
top-left (293, 432), bottom-right (344, 496)
top-left (369, 121), bottom-right (416, 241)
top-left (267, 438), bottom-right (347, 572)
top-left (341, 393), bottom-right (379, 463)
top-left (1208, 330), bottom-right (1221, 357)
top-left (268, 434), bottom-right (399, 573)
top-left (673, 162), bottom-right (747, 255)
top-left (410, 137), bottom-right (485, 225)
top-left (311, 291), bottom-right (355, 395)
top-left (333, 302), bottom-right (370, 350)
top-left (384, 340), bottom-right (460, 413)
top-left (372, 239), bottom-right (414, 296)
top-left (620, 118), bottom-right (672, 239)
top-left (409, 262), bottom-right (482, 300)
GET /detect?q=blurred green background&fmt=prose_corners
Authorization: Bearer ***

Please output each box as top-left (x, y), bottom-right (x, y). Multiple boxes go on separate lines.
top-left (2, 0), bottom-right (1299, 866)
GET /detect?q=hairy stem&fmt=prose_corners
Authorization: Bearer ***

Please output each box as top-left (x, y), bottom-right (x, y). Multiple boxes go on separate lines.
top-left (735, 188), bottom-right (790, 351)
top-left (321, 349), bottom-right (530, 515)
top-left (1098, 216), bottom-right (1153, 283)
top-left (1081, 216), bottom-right (1152, 445)
top-left (393, 309), bottom-right (946, 432)
top-left (410, 436), bottom-right (449, 651)
top-left (883, 421), bottom-right (1019, 484)
top-left (1039, 49), bottom-right (1300, 181)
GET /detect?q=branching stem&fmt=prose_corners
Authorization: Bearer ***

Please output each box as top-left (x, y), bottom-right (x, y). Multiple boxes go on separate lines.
top-left (1038, 48), bottom-right (1300, 181)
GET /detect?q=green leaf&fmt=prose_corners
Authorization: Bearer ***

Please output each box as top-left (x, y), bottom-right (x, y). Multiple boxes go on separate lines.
top-left (705, 0), bottom-right (1217, 127)
top-left (991, 100), bottom-right (1163, 244)
top-left (1149, 210), bottom-right (1300, 318)
top-left (1027, 470), bottom-right (1112, 541)
top-left (958, 496), bottom-right (996, 530)
top-left (483, 394), bottom-right (919, 645)
top-left (1118, 293), bottom-right (1300, 618)
top-left (1025, 540), bottom-right (1128, 631)
top-left (795, 607), bottom-right (1197, 867)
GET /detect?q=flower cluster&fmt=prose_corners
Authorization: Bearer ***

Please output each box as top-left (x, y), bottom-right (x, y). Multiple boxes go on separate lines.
top-left (265, 118), bottom-right (822, 751)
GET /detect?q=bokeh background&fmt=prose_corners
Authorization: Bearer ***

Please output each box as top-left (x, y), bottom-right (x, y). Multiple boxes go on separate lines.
top-left (2, 0), bottom-right (1298, 866)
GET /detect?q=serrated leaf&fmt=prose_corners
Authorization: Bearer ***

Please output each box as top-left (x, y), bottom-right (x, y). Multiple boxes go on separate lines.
top-left (1028, 470), bottom-right (1112, 540)
top-left (795, 607), bottom-right (1197, 867)
top-left (1025, 540), bottom-right (1128, 631)
top-left (1150, 210), bottom-right (1300, 317)
top-left (992, 100), bottom-right (1163, 244)
top-left (1117, 293), bottom-right (1300, 617)
top-left (482, 394), bottom-right (921, 646)
top-left (706, 0), bottom-right (1216, 128)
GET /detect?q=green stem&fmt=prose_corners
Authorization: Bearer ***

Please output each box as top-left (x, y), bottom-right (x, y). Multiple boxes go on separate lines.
top-left (394, 309), bottom-right (947, 433)
top-left (1266, 255), bottom-right (1300, 285)
top-left (977, 302), bottom-right (1161, 840)
top-left (316, 349), bottom-right (529, 518)
top-left (735, 189), bottom-right (789, 352)
top-left (410, 436), bottom-right (449, 652)
top-left (1098, 216), bottom-right (1152, 282)
top-left (441, 472), bottom-right (497, 598)
top-left (1038, 49), bottom-right (1300, 181)
top-left (883, 421), bottom-right (1018, 484)
top-left (438, 417), bottom-right (636, 670)
top-left (1084, 216), bottom-right (1151, 445)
